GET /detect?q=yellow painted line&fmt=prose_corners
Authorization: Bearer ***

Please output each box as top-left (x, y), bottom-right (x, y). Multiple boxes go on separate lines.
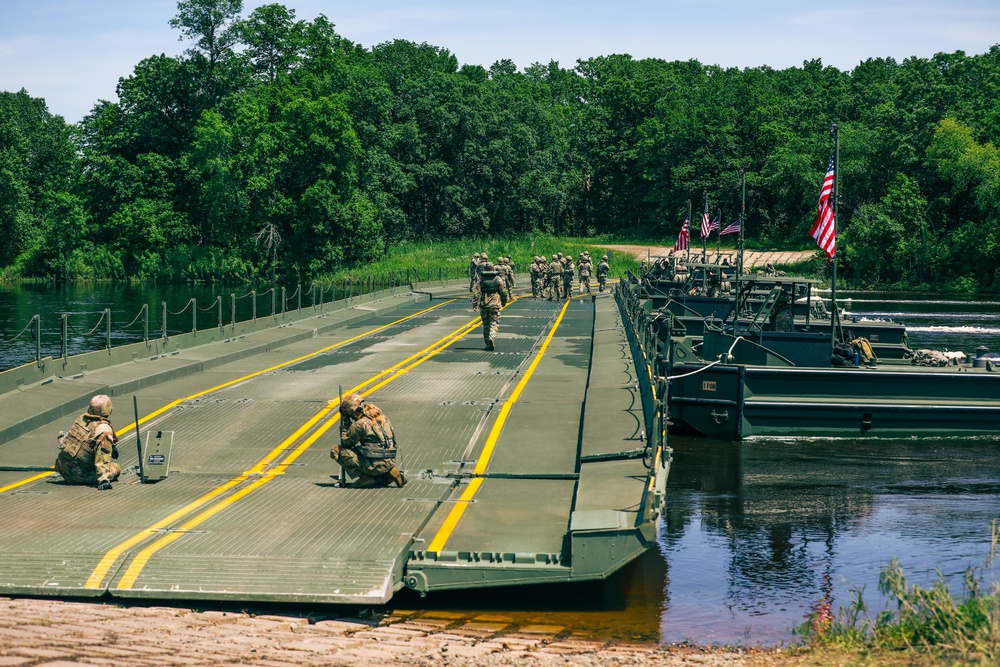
top-left (84, 300), bottom-right (461, 587)
top-left (0, 471), bottom-right (55, 494)
top-left (116, 475), bottom-right (273, 589)
top-left (101, 309), bottom-right (488, 590)
top-left (84, 476), bottom-right (248, 588)
top-left (6, 301), bottom-right (454, 499)
top-left (115, 299), bottom-right (455, 438)
top-left (426, 298), bottom-right (572, 555)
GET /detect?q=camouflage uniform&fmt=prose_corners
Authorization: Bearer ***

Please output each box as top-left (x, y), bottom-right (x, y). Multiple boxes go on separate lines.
top-left (597, 256), bottom-right (609, 292)
top-left (546, 256), bottom-right (563, 300)
top-left (498, 258), bottom-right (515, 290)
top-left (562, 256), bottom-right (575, 299)
top-left (332, 395), bottom-right (406, 487)
top-left (529, 257), bottom-right (543, 298)
top-left (54, 395), bottom-right (121, 489)
top-left (477, 253), bottom-right (490, 281)
top-left (468, 253), bottom-right (481, 291)
top-left (472, 262), bottom-right (510, 350)
top-left (578, 255), bottom-right (593, 294)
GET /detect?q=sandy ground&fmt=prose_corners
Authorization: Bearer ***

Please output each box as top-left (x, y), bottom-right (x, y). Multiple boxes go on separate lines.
top-left (0, 596), bottom-right (805, 667)
top-left (603, 246), bottom-right (816, 269)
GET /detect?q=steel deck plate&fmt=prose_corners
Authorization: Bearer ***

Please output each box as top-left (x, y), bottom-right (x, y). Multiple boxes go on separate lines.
top-left (0, 290), bottom-right (661, 603)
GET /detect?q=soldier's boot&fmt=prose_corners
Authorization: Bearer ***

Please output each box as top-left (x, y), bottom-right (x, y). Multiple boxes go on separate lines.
top-left (387, 467), bottom-right (407, 488)
top-left (485, 338), bottom-right (495, 351)
top-left (353, 474), bottom-right (378, 488)
top-left (96, 471), bottom-right (113, 490)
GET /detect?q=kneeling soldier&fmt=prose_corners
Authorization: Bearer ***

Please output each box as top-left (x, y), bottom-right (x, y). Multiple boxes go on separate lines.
top-left (333, 394), bottom-right (406, 488)
top-left (55, 394), bottom-right (121, 490)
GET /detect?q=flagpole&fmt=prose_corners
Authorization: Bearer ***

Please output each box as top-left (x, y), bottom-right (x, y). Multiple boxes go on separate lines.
top-left (735, 169), bottom-right (745, 329)
top-left (702, 192), bottom-right (709, 293)
top-left (716, 211), bottom-right (722, 259)
top-left (686, 200), bottom-right (692, 263)
top-left (830, 123), bottom-right (839, 350)
top-left (701, 192), bottom-right (708, 264)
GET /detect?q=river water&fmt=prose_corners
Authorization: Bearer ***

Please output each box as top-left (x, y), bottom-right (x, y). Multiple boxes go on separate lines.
top-left (2, 285), bottom-right (999, 646)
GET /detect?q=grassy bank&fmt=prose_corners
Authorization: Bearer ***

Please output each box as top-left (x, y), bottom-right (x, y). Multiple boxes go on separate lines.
top-left (316, 235), bottom-right (642, 286)
top-left (788, 524), bottom-right (1000, 666)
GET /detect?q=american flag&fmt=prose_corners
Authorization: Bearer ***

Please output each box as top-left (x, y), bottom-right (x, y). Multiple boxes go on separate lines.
top-left (720, 216), bottom-right (741, 236)
top-left (700, 210), bottom-right (712, 238)
top-left (674, 218), bottom-right (690, 252)
top-left (708, 215), bottom-right (720, 234)
top-left (810, 155), bottom-right (836, 259)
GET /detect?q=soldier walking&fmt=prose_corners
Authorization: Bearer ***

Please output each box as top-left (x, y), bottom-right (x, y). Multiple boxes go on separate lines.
top-left (546, 255), bottom-right (563, 300)
top-left (54, 394), bottom-right (121, 490)
top-left (578, 252), bottom-right (593, 294)
top-left (498, 257), bottom-right (515, 290)
top-left (472, 261), bottom-right (510, 351)
top-left (562, 255), bottom-right (575, 299)
top-left (597, 255), bottom-right (610, 292)
top-left (529, 257), bottom-right (542, 298)
top-left (468, 253), bottom-right (480, 291)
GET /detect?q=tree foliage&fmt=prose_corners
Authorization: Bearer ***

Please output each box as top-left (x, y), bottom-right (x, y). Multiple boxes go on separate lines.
top-left (2, 1), bottom-right (1000, 289)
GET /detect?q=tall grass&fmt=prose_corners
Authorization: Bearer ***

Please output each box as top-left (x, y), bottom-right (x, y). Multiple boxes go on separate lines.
top-left (318, 235), bottom-right (641, 285)
top-left (798, 522), bottom-right (1000, 663)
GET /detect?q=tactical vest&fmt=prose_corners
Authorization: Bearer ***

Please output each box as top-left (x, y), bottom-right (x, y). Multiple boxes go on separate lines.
top-left (580, 262), bottom-right (592, 277)
top-left (59, 415), bottom-right (101, 461)
top-left (480, 271), bottom-right (501, 295)
top-left (357, 418), bottom-right (398, 460)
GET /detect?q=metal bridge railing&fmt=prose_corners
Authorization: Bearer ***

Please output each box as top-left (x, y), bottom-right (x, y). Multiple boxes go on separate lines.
top-left (0, 265), bottom-right (471, 370)
top-left (614, 281), bottom-right (670, 466)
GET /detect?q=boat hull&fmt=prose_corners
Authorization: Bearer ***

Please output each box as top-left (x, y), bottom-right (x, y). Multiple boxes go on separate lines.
top-left (669, 363), bottom-right (1000, 439)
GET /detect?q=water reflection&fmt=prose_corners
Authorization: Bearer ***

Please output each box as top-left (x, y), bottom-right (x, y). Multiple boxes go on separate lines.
top-left (0, 283), bottom-right (304, 369)
top-left (659, 436), bottom-right (1000, 645)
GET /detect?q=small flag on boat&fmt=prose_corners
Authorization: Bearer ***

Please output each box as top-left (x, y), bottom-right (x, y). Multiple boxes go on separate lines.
top-left (720, 216), bottom-right (741, 236)
top-left (810, 154), bottom-right (836, 259)
top-left (675, 218), bottom-right (690, 251)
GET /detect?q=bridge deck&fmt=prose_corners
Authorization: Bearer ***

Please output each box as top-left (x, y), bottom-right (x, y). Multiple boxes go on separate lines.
top-left (0, 285), bottom-right (666, 604)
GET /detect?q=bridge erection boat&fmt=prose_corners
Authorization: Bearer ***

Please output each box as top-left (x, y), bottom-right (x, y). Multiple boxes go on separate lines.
top-left (0, 281), bottom-right (669, 604)
top-left (619, 273), bottom-right (1000, 440)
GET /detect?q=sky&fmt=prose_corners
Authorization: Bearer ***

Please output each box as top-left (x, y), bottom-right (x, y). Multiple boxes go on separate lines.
top-left (2, 0), bottom-right (999, 124)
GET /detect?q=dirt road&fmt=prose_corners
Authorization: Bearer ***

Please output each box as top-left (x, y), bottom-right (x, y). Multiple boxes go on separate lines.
top-left (604, 245), bottom-right (815, 269)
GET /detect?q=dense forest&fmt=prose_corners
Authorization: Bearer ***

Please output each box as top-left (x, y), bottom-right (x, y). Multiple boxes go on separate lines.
top-left (2, 0), bottom-right (1000, 289)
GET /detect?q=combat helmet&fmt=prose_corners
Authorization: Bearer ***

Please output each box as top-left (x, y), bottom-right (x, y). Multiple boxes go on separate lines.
top-left (473, 252), bottom-right (480, 259)
top-left (88, 394), bottom-right (113, 418)
top-left (339, 393), bottom-right (364, 418)
top-left (602, 255), bottom-right (608, 260)
top-left (557, 252), bottom-right (563, 259)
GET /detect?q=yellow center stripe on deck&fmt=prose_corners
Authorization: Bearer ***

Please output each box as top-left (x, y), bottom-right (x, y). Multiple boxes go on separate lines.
top-left (3, 301), bottom-right (454, 499)
top-left (0, 471), bottom-right (56, 495)
top-left (83, 301), bottom-right (463, 587)
top-left (114, 299), bottom-right (456, 438)
top-left (426, 298), bottom-right (572, 555)
top-left (101, 312), bottom-right (488, 590)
